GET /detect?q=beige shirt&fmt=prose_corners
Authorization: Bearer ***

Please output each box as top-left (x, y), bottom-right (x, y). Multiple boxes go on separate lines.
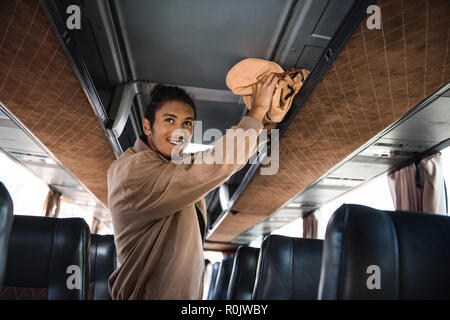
top-left (107, 116), bottom-right (263, 299)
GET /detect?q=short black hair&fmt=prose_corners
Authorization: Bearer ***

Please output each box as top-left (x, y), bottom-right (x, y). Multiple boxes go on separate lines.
top-left (144, 84), bottom-right (196, 128)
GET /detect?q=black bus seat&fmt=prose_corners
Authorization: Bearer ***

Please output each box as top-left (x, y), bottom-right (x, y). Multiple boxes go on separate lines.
top-left (206, 262), bottom-right (220, 300)
top-left (212, 256), bottom-right (234, 300)
top-left (89, 234), bottom-right (117, 300)
top-left (319, 204), bottom-right (450, 300)
top-left (227, 246), bottom-right (259, 300)
top-left (0, 183), bottom-right (14, 291)
top-left (252, 235), bottom-right (323, 300)
top-left (0, 216), bottom-right (90, 300)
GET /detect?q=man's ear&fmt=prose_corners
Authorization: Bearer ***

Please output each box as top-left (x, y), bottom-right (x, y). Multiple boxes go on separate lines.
top-left (142, 118), bottom-right (152, 136)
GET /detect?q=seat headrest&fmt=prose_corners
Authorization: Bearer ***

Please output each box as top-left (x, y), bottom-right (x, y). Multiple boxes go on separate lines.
top-left (318, 204), bottom-right (450, 300)
top-left (0, 182), bottom-right (14, 290)
top-left (89, 234), bottom-right (117, 300)
top-left (227, 246), bottom-right (259, 300)
top-left (213, 257), bottom-right (234, 300)
top-left (253, 235), bottom-right (323, 300)
top-left (4, 215), bottom-right (90, 300)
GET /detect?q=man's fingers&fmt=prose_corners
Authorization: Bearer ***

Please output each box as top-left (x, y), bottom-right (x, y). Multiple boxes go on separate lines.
top-left (270, 74), bottom-right (280, 87)
top-left (264, 73), bottom-right (275, 85)
top-left (251, 84), bottom-right (257, 96)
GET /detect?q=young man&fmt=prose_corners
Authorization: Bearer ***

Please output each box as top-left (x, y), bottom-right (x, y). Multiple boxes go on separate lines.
top-left (107, 74), bottom-right (280, 299)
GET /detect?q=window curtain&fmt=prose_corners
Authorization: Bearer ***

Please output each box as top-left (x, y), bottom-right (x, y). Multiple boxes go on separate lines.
top-left (91, 217), bottom-right (100, 234)
top-left (303, 212), bottom-right (318, 239)
top-left (43, 188), bottom-right (61, 217)
top-left (387, 152), bottom-right (447, 214)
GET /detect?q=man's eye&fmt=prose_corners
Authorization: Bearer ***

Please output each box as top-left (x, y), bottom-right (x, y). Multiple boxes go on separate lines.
top-left (165, 118), bottom-right (174, 123)
top-left (184, 121), bottom-right (193, 126)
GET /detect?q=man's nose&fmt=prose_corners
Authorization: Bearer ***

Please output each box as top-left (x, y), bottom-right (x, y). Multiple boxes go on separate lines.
top-left (171, 128), bottom-right (189, 141)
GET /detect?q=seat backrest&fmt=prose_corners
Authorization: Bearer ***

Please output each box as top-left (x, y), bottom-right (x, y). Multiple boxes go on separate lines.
top-left (227, 246), bottom-right (259, 300)
top-left (0, 183), bottom-right (14, 290)
top-left (212, 257), bottom-right (234, 300)
top-left (89, 234), bottom-right (117, 300)
top-left (318, 203), bottom-right (450, 300)
top-left (252, 235), bottom-right (323, 300)
top-left (206, 262), bottom-right (220, 300)
top-left (2, 215), bottom-right (90, 300)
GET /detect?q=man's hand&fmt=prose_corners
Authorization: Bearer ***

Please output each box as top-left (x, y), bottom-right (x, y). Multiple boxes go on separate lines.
top-left (247, 73), bottom-right (280, 122)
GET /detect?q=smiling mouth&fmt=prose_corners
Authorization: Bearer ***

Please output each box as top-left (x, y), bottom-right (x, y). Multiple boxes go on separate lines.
top-left (167, 137), bottom-right (184, 146)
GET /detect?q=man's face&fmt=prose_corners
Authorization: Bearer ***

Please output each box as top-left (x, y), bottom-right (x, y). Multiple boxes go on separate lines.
top-left (142, 100), bottom-right (195, 159)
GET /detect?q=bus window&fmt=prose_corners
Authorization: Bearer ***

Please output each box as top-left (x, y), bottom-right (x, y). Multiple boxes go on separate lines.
top-left (247, 173), bottom-right (395, 246)
top-left (0, 151), bottom-right (48, 216)
top-left (0, 150), bottom-right (105, 232)
top-left (316, 174), bottom-right (394, 239)
top-left (246, 173), bottom-right (395, 244)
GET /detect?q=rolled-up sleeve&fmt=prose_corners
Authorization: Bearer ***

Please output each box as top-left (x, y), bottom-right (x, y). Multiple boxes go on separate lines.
top-left (124, 116), bottom-right (265, 220)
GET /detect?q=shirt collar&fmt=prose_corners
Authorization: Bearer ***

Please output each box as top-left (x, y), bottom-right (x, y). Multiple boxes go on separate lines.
top-left (133, 135), bottom-right (151, 153)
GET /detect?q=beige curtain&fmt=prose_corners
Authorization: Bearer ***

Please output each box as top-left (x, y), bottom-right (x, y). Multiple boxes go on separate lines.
top-left (43, 188), bottom-right (62, 217)
top-left (91, 217), bottom-right (100, 234)
top-left (303, 212), bottom-right (318, 239)
top-left (388, 152), bottom-right (447, 214)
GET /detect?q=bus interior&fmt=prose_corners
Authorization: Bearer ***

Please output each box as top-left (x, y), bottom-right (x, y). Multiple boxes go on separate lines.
top-left (0, 0), bottom-right (449, 300)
